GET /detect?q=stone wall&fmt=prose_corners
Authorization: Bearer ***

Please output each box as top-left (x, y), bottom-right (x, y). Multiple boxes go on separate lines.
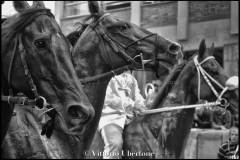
top-left (189, 1), bottom-right (231, 22)
top-left (141, 2), bottom-right (178, 28)
top-left (107, 8), bottom-right (131, 21)
top-left (224, 43), bottom-right (239, 76)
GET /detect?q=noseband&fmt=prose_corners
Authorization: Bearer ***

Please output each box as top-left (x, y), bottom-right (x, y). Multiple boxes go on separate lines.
top-left (193, 55), bottom-right (230, 108)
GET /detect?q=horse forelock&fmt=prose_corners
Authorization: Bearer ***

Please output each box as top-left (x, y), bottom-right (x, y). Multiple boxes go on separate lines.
top-left (2, 8), bottom-right (53, 52)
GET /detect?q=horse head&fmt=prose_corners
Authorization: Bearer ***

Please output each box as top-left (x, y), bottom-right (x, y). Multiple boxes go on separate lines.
top-left (70, 1), bottom-right (182, 78)
top-left (171, 39), bottom-right (238, 115)
top-left (1, 1), bottom-right (94, 139)
top-left (146, 39), bottom-right (238, 158)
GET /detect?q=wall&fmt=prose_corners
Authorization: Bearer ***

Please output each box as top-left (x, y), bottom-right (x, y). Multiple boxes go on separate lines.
top-left (57, 1), bottom-right (239, 91)
top-left (141, 2), bottom-right (178, 27)
top-left (189, 1), bottom-right (230, 22)
top-left (108, 8), bottom-right (131, 21)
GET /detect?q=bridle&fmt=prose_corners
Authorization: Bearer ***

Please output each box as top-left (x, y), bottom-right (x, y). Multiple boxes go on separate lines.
top-left (193, 55), bottom-right (230, 108)
top-left (1, 9), bottom-right (56, 121)
top-left (79, 14), bottom-right (159, 84)
top-left (91, 13), bottom-right (158, 68)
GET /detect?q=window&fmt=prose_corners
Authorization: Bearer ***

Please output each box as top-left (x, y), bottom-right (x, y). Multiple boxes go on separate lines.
top-left (64, 1), bottom-right (89, 18)
top-left (103, 1), bottom-right (130, 11)
top-left (142, 1), bottom-right (171, 5)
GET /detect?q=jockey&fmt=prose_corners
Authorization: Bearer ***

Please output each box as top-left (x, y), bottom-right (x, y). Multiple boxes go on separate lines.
top-left (98, 70), bottom-right (147, 159)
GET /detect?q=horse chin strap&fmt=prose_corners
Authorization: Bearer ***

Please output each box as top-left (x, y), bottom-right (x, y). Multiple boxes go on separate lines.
top-left (193, 55), bottom-right (230, 109)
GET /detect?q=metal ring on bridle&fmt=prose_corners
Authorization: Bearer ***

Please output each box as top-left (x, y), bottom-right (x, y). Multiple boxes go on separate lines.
top-left (35, 96), bottom-right (47, 110)
top-left (218, 98), bottom-right (229, 108)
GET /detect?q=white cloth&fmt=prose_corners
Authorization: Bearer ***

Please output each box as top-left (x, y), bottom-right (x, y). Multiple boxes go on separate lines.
top-left (98, 71), bottom-right (145, 130)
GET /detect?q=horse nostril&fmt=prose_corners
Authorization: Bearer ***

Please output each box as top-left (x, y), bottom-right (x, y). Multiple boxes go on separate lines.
top-left (68, 105), bottom-right (89, 123)
top-left (168, 43), bottom-right (180, 55)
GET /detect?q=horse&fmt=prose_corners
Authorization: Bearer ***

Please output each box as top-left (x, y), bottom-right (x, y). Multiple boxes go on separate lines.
top-left (88, 39), bottom-right (239, 159)
top-left (1, 1), bottom-right (94, 158)
top-left (2, 1), bottom-right (182, 158)
top-left (68, 1), bottom-right (183, 157)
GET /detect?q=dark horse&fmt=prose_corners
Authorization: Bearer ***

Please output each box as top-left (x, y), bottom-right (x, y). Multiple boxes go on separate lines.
top-left (122, 39), bottom-right (239, 159)
top-left (88, 39), bottom-right (239, 159)
top-left (1, 1), bottom-right (94, 158)
top-left (68, 1), bottom-right (182, 158)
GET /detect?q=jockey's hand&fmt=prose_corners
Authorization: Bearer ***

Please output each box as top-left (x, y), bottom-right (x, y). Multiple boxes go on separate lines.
top-left (133, 105), bottom-right (146, 117)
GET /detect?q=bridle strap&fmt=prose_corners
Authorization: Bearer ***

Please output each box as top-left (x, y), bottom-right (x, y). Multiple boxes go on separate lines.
top-left (94, 26), bottom-right (116, 69)
top-left (79, 65), bottom-right (131, 84)
top-left (96, 26), bottom-right (141, 68)
top-left (125, 33), bottom-right (157, 50)
top-left (194, 55), bottom-right (225, 101)
top-left (1, 95), bottom-right (36, 106)
top-left (18, 35), bottom-right (39, 98)
top-left (6, 33), bottom-right (18, 111)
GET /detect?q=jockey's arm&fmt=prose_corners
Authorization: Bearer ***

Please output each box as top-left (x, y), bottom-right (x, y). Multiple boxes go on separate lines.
top-left (132, 77), bottom-right (147, 112)
top-left (104, 79), bottom-right (134, 109)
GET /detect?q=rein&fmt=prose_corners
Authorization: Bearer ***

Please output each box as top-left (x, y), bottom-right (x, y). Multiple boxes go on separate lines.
top-left (139, 55), bottom-right (231, 115)
top-left (80, 65), bottom-right (132, 85)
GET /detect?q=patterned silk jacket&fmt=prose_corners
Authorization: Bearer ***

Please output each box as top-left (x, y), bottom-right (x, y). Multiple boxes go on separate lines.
top-left (98, 71), bottom-right (146, 130)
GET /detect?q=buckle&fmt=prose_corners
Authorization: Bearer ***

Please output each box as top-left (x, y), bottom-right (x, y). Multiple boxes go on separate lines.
top-left (219, 98), bottom-right (229, 107)
top-left (19, 97), bottom-right (27, 105)
top-left (35, 96), bottom-right (47, 110)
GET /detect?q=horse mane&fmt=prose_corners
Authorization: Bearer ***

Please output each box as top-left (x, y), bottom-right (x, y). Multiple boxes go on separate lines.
top-left (66, 24), bottom-right (89, 46)
top-left (150, 52), bottom-right (198, 110)
top-left (151, 62), bottom-right (186, 109)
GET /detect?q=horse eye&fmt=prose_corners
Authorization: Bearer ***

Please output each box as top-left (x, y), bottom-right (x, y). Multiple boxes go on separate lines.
top-left (34, 39), bottom-right (47, 49)
top-left (120, 24), bottom-right (128, 32)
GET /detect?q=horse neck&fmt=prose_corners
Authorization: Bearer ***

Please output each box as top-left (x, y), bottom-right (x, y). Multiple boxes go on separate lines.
top-left (142, 62), bottom-right (197, 158)
top-left (1, 73), bottom-right (14, 144)
top-left (73, 47), bottom-right (125, 152)
top-left (150, 63), bottom-right (186, 109)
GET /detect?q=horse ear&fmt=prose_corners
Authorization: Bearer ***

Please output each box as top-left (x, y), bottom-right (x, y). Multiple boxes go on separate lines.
top-left (88, 1), bottom-right (103, 16)
top-left (32, 1), bottom-right (45, 9)
top-left (198, 39), bottom-right (206, 59)
top-left (13, 1), bottom-right (30, 13)
top-left (209, 43), bottom-right (215, 56)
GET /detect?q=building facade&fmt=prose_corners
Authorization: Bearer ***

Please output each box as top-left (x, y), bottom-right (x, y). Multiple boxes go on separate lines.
top-left (55, 1), bottom-right (239, 95)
